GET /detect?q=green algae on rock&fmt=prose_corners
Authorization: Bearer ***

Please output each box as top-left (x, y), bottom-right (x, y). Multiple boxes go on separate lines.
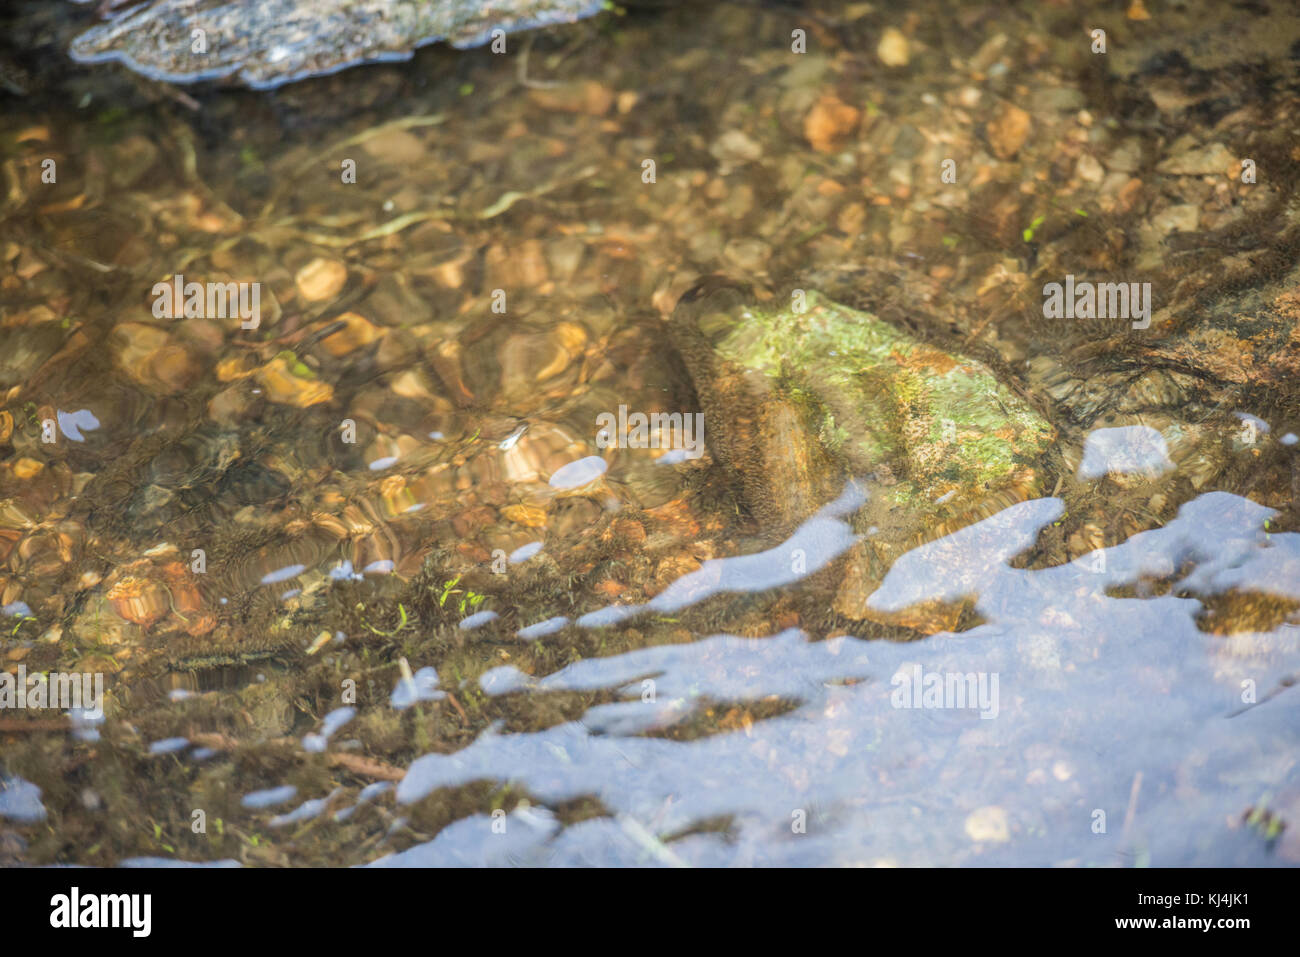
top-left (69, 0), bottom-right (606, 90)
top-left (670, 281), bottom-right (1057, 622)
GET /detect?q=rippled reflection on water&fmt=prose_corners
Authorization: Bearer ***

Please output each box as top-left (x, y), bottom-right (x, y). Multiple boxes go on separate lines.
top-left (366, 489), bottom-right (1298, 866)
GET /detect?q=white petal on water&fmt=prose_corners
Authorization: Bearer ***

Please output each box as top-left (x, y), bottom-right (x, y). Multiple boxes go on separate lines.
top-left (56, 408), bottom-right (100, 442)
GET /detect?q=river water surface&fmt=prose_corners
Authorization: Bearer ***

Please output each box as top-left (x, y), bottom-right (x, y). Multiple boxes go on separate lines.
top-left (1, 0), bottom-right (1298, 866)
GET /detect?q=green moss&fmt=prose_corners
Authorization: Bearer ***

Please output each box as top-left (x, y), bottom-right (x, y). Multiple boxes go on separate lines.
top-left (709, 291), bottom-right (1054, 510)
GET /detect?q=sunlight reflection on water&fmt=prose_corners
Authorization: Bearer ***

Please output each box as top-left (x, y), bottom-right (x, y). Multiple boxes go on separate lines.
top-left (375, 490), bottom-right (1299, 865)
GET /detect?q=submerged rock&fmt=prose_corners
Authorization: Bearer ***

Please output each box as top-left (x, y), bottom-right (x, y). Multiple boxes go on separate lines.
top-left (671, 280), bottom-right (1056, 533)
top-left (69, 0), bottom-right (606, 90)
top-left (670, 280), bottom-right (1058, 624)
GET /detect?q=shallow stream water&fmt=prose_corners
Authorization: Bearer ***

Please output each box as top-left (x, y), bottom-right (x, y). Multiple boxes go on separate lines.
top-left (1, 0), bottom-right (1298, 866)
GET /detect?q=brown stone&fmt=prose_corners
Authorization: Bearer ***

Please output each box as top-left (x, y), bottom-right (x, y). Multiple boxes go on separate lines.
top-left (804, 94), bottom-right (860, 153)
top-left (987, 103), bottom-right (1031, 159)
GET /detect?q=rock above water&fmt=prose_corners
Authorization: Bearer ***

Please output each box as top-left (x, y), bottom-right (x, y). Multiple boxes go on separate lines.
top-left (69, 0), bottom-right (606, 89)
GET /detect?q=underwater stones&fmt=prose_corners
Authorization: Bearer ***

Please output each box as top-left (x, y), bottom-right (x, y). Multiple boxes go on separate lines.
top-left (111, 322), bottom-right (204, 395)
top-left (710, 129), bottom-right (764, 170)
top-left (240, 680), bottom-right (295, 738)
top-left (964, 805), bottom-right (1010, 844)
top-left (671, 283), bottom-right (1055, 532)
top-left (804, 93), bottom-right (860, 153)
top-left (495, 324), bottom-right (586, 396)
top-left (15, 522), bottom-right (82, 579)
top-left (11, 459), bottom-right (44, 481)
top-left (105, 576), bottom-right (170, 629)
top-left (502, 504), bottom-right (547, 528)
top-left (207, 385), bottom-right (260, 425)
top-left (722, 238), bottom-right (771, 274)
top-left (387, 367), bottom-right (443, 404)
top-left (483, 241), bottom-right (551, 292)
top-left (255, 355), bottom-right (334, 407)
top-left (426, 339), bottom-right (477, 407)
top-left (359, 128), bottom-right (427, 165)
top-left (295, 258), bottom-right (348, 303)
top-left (105, 134), bottom-right (160, 190)
top-left (0, 500), bottom-right (36, 537)
top-left (1113, 368), bottom-right (1190, 412)
top-left (526, 80), bottom-right (614, 116)
top-left (671, 282), bottom-right (1057, 623)
top-left (987, 102), bottom-right (1031, 160)
top-left (545, 237), bottom-right (586, 285)
top-left (1151, 203), bottom-right (1200, 235)
top-left (876, 28), bottom-right (911, 68)
top-left (1155, 139), bottom-right (1236, 177)
top-left (497, 422), bottom-right (588, 485)
top-left (315, 312), bottom-right (384, 357)
top-left (101, 556), bottom-right (215, 637)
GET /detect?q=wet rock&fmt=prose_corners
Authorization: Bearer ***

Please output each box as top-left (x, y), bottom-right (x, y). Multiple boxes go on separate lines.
top-left (722, 238), bottom-right (771, 273)
top-left (671, 282), bottom-right (1055, 534)
top-left (111, 322), bottom-right (205, 395)
top-left (877, 28), bottom-right (910, 68)
top-left (1151, 203), bottom-right (1200, 234)
top-left (255, 355), bottom-right (334, 407)
top-left (804, 93), bottom-right (860, 154)
top-left (502, 504), bottom-right (547, 528)
top-left (1076, 152), bottom-right (1104, 184)
top-left (295, 258), bottom-right (348, 303)
top-left (359, 128), bottom-right (426, 165)
top-left (1155, 139), bottom-right (1235, 176)
top-left (11, 458), bottom-right (43, 481)
top-left (69, 0), bottom-right (608, 90)
top-left (710, 129), bottom-right (764, 170)
top-left (105, 575), bottom-right (170, 629)
top-left (315, 312), bottom-right (384, 357)
top-left (987, 102), bottom-right (1031, 160)
top-left (107, 134), bottom-right (160, 190)
top-left (528, 81), bottom-right (614, 116)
